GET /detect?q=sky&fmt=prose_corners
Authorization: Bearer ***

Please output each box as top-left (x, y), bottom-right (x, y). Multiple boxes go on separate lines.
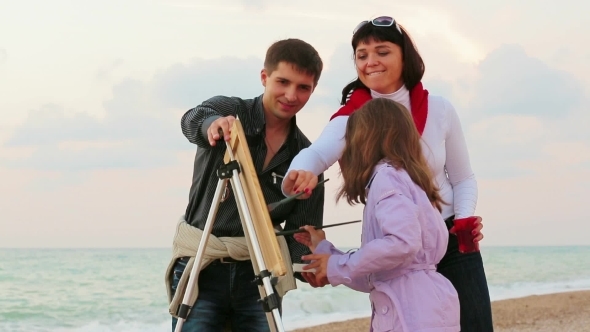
top-left (1, 0), bottom-right (589, 248)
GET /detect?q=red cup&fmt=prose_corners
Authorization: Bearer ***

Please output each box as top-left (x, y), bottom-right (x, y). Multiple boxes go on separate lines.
top-left (453, 216), bottom-right (480, 254)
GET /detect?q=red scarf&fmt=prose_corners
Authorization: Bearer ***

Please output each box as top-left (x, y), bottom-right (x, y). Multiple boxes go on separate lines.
top-left (329, 82), bottom-right (429, 135)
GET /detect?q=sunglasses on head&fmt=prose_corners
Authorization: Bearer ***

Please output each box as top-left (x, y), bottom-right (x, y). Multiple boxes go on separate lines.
top-left (353, 16), bottom-right (402, 35)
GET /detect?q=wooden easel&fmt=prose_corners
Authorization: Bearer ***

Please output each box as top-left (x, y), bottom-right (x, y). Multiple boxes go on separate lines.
top-left (174, 118), bottom-right (286, 332)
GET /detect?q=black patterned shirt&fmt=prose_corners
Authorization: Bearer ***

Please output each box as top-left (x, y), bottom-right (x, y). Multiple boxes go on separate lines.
top-left (181, 94), bottom-right (325, 266)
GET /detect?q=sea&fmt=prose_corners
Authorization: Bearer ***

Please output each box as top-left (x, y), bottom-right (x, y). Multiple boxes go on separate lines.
top-left (1, 246), bottom-right (589, 332)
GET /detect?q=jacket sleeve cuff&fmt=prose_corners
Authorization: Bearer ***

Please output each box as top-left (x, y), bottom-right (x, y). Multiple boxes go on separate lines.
top-left (315, 239), bottom-right (347, 255)
top-left (327, 253), bottom-right (354, 286)
top-left (314, 239), bottom-right (333, 254)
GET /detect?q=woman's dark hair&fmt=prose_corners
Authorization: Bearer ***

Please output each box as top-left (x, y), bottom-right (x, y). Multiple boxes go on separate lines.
top-left (340, 23), bottom-right (425, 105)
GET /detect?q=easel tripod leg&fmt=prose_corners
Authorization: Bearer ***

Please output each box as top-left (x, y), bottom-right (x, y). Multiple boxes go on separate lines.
top-left (174, 178), bottom-right (228, 332)
top-left (229, 173), bottom-right (285, 332)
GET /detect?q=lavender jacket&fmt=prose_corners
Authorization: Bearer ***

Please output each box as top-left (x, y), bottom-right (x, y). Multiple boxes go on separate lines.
top-left (315, 162), bottom-right (460, 332)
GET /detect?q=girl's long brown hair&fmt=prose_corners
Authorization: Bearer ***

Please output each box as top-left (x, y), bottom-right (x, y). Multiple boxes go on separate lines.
top-left (336, 98), bottom-right (445, 211)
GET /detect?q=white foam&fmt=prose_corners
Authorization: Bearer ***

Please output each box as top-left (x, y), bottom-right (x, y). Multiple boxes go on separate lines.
top-left (489, 278), bottom-right (590, 301)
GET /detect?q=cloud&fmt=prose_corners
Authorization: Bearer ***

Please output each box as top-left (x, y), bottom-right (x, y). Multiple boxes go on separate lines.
top-left (451, 43), bottom-right (590, 180)
top-left (153, 48), bottom-right (356, 117)
top-left (467, 114), bottom-right (546, 179)
top-left (152, 56), bottom-right (263, 110)
top-left (5, 40), bottom-right (589, 180)
top-left (2, 55), bottom-right (270, 171)
top-left (1, 47), bottom-right (364, 172)
top-left (5, 79), bottom-right (183, 150)
top-left (237, 0), bottom-right (295, 10)
top-left (466, 106), bottom-right (590, 180)
top-left (469, 44), bottom-right (584, 118)
top-left (5, 103), bottom-right (108, 147)
top-left (423, 79), bottom-right (455, 102)
top-left (3, 144), bottom-right (182, 171)
top-left (304, 43), bottom-right (357, 112)
top-left (240, 0), bottom-right (265, 10)
top-left (95, 59), bottom-right (125, 81)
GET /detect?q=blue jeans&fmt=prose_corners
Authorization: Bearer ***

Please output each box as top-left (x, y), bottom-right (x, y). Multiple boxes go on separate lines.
top-left (170, 257), bottom-right (278, 332)
top-left (437, 216), bottom-right (494, 332)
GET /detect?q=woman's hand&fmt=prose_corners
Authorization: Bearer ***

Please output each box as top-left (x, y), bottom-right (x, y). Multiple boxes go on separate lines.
top-left (450, 216), bottom-right (484, 243)
top-left (282, 170), bottom-right (318, 199)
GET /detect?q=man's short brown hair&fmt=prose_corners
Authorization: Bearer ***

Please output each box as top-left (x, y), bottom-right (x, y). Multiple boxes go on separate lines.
top-left (264, 38), bottom-right (323, 86)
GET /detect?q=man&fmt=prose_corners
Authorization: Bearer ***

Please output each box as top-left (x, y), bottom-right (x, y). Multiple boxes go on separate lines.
top-left (165, 38), bottom-right (325, 332)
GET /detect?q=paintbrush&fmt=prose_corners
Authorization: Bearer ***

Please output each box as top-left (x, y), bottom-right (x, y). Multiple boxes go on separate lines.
top-left (266, 178), bottom-right (329, 212)
top-left (275, 219), bottom-right (362, 236)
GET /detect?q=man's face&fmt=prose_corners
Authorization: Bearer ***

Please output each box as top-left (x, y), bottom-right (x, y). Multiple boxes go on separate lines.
top-left (261, 61), bottom-right (316, 123)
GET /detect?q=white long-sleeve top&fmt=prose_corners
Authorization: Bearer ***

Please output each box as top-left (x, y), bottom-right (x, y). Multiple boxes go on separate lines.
top-left (286, 86), bottom-right (478, 219)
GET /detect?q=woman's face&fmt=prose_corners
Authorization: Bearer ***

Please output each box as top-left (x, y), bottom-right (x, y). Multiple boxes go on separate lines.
top-left (354, 39), bottom-right (404, 94)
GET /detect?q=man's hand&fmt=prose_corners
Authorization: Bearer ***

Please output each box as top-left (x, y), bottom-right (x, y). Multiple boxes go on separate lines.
top-left (282, 170), bottom-right (318, 199)
top-left (207, 116), bottom-right (236, 146)
top-left (293, 225), bottom-right (326, 252)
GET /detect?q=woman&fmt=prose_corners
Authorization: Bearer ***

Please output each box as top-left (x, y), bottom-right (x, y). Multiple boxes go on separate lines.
top-left (283, 16), bottom-right (494, 331)
top-left (297, 98), bottom-right (460, 332)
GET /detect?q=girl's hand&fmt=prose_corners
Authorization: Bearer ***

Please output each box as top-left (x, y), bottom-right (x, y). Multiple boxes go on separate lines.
top-left (294, 225), bottom-right (326, 252)
top-left (300, 253), bottom-right (331, 284)
top-left (300, 272), bottom-right (329, 288)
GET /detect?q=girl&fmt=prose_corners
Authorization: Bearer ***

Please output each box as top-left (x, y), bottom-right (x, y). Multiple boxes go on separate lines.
top-left (297, 98), bottom-right (460, 332)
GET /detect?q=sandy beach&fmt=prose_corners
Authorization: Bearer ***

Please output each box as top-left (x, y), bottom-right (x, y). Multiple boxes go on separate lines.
top-left (290, 290), bottom-right (590, 332)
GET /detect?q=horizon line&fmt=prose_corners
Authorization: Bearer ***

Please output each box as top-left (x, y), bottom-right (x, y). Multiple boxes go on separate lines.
top-left (2, 244), bottom-right (590, 250)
